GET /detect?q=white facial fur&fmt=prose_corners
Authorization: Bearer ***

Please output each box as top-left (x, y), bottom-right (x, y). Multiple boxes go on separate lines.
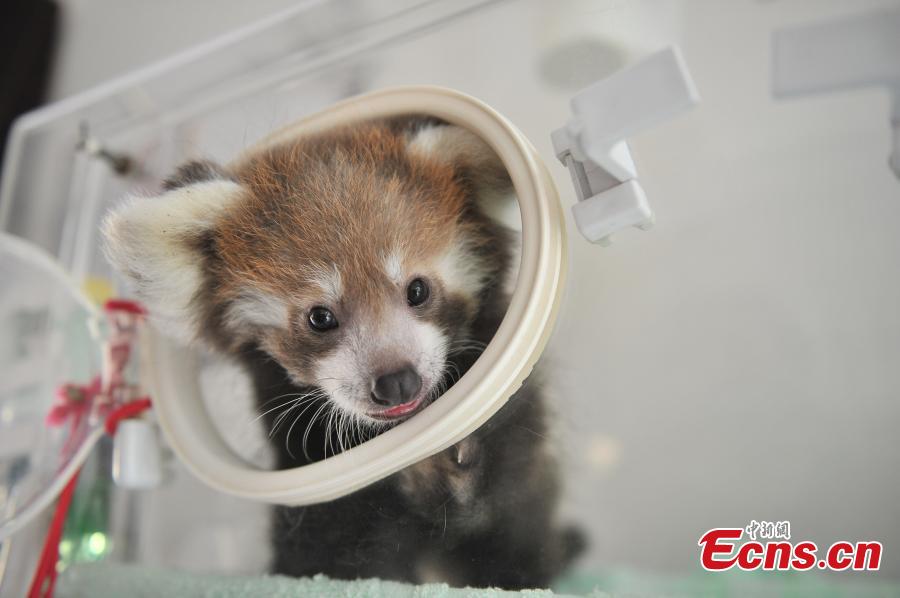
top-left (308, 263), bottom-right (343, 304)
top-left (383, 252), bottom-right (404, 286)
top-left (437, 237), bottom-right (491, 300)
top-left (225, 287), bottom-right (290, 331)
top-left (300, 248), bottom-right (478, 426)
top-left (314, 307), bottom-right (449, 426)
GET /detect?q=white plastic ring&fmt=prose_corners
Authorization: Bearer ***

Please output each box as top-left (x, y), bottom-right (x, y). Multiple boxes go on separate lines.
top-left (144, 86), bottom-right (567, 505)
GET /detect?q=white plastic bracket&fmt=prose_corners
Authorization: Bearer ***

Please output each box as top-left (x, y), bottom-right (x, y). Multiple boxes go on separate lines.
top-left (772, 8), bottom-right (900, 179)
top-left (553, 46), bottom-right (700, 245)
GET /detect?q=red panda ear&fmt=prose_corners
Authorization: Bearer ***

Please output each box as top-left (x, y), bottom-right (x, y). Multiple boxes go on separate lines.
top-left (406, 123), bottom-right (519, 231)
top-left (162, 159), bottom-right (231, 191)
top-left (406, 123), bottom-right (512, 201)
top-left (102, 163), bottom-right (245, 344)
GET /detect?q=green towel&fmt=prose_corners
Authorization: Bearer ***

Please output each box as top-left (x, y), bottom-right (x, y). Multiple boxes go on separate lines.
top-left (556, 567), bottom-right (900, 598)
top-left (57, 564), bottom-right (608, 598)
top-left (58, 563), bottom-right (900, 598)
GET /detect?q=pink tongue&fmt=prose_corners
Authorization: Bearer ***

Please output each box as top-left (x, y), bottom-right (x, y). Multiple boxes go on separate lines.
top-left (382, 397), bottom-right (422, 417)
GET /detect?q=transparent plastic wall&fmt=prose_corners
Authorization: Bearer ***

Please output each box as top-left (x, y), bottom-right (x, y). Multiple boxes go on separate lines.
top-left (3, 0), bottom-right (900, 589)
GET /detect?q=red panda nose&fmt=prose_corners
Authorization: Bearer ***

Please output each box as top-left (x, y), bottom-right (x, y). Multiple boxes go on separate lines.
top-left (371, 367), bottom-right (422, 407)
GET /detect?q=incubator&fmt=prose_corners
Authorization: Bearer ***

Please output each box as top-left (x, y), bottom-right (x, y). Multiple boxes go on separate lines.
top-left (2, 0), bottom-right (900, 596)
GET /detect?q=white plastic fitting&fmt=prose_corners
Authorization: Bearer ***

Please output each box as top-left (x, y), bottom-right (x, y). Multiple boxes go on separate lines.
top-left (772, 8), bottom-right (900, 179)
top-left (553, 46), bottom-right (700, 245)
top-left (112, 418), bottom-right (163, 489)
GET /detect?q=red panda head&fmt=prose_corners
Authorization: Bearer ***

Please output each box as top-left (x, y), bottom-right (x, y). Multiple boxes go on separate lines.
top-left (104, 117), bottom-right (513, 426)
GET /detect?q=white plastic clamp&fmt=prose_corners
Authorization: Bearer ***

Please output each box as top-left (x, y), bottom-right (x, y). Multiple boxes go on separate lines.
top-left (553, 46), bottom-right (700, 245)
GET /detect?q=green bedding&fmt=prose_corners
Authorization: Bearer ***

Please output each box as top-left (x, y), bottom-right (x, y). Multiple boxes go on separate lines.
top-left (57, 563), bottom-right (900, 598)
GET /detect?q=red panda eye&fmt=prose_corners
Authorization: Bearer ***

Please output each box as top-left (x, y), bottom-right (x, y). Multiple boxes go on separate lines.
top-left (308, 307), bottom-right (338, 331)
top-left (406, 278), bottom-right (429, 307)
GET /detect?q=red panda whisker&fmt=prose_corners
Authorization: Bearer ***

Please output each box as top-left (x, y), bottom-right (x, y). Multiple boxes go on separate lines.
top-left (257, 391), bottom-right (306, 409)
top-left (300, 401), bottom-right (331, 462)
top-left (346, 413), bottom-right (355, 451)
top-left (255, 397), bottom-right (301, 426)
top-left (270, 391), bottom-right (326, 439)
top-left (267, 396), bottom-right (319, 437)
top-left (254, 392), bottom-right (321, 425)
top-left (331, 407), bottom-right (343, 457)
top-left (334, 409), bottom-right (345, 454)
top-left (269, 402), bottom-right (303, 439)
top-left (446, 340), bottom-right (488, 356)
top-left (324, 406), bottom-right (337, 459)
top-left (284, 395), bottom-right (328, 461)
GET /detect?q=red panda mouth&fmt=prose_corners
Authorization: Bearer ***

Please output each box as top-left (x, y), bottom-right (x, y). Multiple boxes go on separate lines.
top-left (369, 396), bottom-right (425, 420)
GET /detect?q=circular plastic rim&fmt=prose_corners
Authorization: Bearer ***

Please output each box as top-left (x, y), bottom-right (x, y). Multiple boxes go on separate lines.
top-left (145, 85), bottom-right (568, 505)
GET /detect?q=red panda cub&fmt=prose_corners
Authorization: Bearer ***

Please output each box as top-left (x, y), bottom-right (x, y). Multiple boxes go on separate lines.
top-left (103, 116), bottom-right (582, 589)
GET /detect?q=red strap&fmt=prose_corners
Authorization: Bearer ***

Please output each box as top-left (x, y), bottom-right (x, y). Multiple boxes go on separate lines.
top-left (27, 469), bottom-right (80, 598)
top-left (104, 398), bottom-right (152, 435)
top-left (103, 299), bottom-right (147, 315)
